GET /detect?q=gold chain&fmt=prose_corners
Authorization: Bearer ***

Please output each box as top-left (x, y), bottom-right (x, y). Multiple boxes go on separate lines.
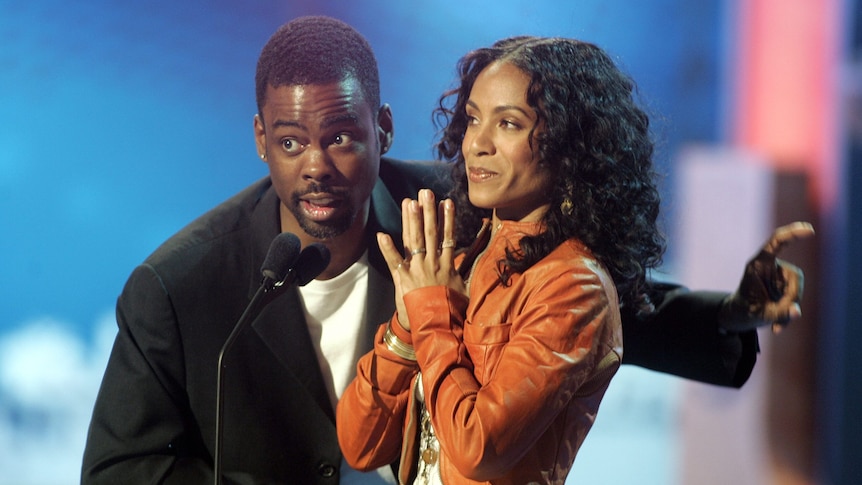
top-left (418, 401), bottom-right (439, 483)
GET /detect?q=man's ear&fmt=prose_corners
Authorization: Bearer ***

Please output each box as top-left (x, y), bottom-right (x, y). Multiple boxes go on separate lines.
top-left (253, 114), bottom-right (267, 161)
top-left (377, 103), bottom-right (394, 155)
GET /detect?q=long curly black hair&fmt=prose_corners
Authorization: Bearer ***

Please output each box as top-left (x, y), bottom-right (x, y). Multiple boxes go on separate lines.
top-left (434, 36), bottom-right (666, 311)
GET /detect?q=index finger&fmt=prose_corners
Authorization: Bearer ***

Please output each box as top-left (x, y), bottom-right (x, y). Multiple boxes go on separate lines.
top-left (377, 232), bottom-right (404, 272)
top-left (762, 221), bottom-right (815, 256)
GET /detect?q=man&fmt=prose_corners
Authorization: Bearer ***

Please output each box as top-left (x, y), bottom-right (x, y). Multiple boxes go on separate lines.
top-left (81, 16), bottom-right (813, 485)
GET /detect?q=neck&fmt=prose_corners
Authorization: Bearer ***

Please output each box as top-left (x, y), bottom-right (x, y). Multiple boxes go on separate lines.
top-left (491, 203), bottom-right (550, 228)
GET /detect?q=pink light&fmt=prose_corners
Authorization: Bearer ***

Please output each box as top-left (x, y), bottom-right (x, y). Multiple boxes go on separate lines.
top-left (732, 0), bottom-right (842, 212)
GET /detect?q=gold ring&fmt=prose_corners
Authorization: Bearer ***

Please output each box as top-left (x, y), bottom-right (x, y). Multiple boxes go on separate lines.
top-left (410, 248), bottom-right (427, 255)
top-left (440, 240), bottom-right (456, 249)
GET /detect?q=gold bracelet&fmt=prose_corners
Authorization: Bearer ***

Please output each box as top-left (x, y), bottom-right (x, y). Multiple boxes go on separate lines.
top-left (383, 324), bottom-right (416, 361)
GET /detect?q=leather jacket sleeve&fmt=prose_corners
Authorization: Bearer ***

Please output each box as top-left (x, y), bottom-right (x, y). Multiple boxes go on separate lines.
top-left (337, 319), bottom-right (419, 472)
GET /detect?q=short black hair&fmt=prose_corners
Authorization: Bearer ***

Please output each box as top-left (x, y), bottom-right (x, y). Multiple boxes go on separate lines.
top-left (255, 16), bottom-right (381, 118)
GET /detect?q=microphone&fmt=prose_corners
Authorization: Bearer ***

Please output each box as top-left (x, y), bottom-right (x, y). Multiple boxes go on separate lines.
top-left (260, 232), bottom-right (303, 287)
top-left (279, 242), bottom-right (331, 287)
top-left (214, 232), bottom-right (300, 485)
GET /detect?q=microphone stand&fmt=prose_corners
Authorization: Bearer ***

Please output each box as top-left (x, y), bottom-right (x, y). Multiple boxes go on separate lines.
top-left (213, 276), bottom-right (289, 485)
top-left (212, 242), bottom-right (327, 485)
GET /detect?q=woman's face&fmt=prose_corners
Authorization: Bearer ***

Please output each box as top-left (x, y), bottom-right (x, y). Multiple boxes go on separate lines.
top-left (461, 61), bottom-right (552, 223)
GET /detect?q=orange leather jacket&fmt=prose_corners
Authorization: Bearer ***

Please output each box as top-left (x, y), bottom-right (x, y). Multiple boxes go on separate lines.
top-left (337, 221), bottom-right (622, 484)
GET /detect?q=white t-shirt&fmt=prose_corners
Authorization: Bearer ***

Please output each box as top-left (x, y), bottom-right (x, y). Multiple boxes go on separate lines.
top-left (298, 251), bottom-right (396, 485)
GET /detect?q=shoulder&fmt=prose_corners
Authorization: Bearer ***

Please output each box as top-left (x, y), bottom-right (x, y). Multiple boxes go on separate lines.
top-left (534, 238), bottom-right (600, 272)
top-left (526, 239), bottom-right (616, 297)
top-left (143, 177), bottom-right (277, 282)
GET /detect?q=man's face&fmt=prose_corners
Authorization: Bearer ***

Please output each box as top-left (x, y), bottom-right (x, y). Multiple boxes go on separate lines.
top-left (254, 78), bottom-right (390, 244)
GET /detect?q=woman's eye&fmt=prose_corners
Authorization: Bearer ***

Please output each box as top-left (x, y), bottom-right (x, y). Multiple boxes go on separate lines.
top-left (501, 119), bottom-right (520, 129)
top-left (465, 115), bottom-right (479, 128)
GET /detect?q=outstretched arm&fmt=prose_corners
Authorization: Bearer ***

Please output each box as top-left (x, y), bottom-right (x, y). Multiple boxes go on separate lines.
top-left (621, 221), bottom-right (814, 388)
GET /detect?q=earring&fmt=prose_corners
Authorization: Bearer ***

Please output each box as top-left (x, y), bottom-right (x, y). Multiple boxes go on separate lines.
top-left (561, 197), bottom-right (574, 216)
top-left (259, 153), bottom-right (266, 161)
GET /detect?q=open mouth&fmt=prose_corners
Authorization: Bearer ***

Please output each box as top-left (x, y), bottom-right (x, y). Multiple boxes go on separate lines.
top-left (299, 194), bottom-right (343, 221)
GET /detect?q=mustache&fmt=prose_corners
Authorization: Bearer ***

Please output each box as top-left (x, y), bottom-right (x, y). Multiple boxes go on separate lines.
top-left (294, 183), bottom-right (349, 198)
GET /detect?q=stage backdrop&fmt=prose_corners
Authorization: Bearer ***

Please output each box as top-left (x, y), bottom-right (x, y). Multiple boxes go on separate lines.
top-left (0, 1), bottom-right (726, 483)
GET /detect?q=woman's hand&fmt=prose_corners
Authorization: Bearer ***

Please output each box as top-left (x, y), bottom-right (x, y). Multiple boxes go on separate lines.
top-left (377, 189), bottom-right (465, 330)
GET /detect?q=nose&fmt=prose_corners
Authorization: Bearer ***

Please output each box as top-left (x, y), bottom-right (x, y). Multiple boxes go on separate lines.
top-left (301, 146), bottom-right (336, 182)
top-left (464, 122), bottom-right (494, 158)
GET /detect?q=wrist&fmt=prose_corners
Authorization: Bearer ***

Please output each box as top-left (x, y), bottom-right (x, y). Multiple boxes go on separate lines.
top-left (718, 293), bottom-right (760, 333)
top-left (383, 323), bottom-right (416, 361)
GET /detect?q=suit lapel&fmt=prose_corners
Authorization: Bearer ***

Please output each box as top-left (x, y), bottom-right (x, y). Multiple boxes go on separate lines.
top-left (365, 176), bottom-right (401, 343)
top-left (365, 261), bottom-right (395, 345)
top-left (251, 288), bottom-right (335, 422)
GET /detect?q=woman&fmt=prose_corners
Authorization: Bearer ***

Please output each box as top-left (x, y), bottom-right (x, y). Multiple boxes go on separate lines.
top-left (337, 36), bottom-right (665, 484)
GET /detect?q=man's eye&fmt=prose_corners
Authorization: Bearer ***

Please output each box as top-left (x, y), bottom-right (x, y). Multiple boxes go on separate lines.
top-left (281, 138), bottom-right (302, 153)
top-left (333, 133), bottom-right (353, 146)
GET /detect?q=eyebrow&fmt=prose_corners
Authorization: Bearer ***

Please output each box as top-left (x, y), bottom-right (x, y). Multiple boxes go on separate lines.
top-left (466, 99), bottom-right (533, 118)
top-left (320, 113), bottom-right (360, 130)
top-left (270, 113), bottom-right (360, 132)
top-left (271, 119), bottom-right (306, 131)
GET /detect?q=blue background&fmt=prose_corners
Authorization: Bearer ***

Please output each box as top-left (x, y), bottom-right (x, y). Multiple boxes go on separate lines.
top-left (1, 1), bottom-right (729, 483)
top-left (1, 0), bottom-right (725, 331)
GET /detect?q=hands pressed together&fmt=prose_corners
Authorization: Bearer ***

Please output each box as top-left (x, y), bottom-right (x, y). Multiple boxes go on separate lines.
top-left (377, 189), bottom-right (467, 331)
top-left (720, 221), bottom-right (816, 333)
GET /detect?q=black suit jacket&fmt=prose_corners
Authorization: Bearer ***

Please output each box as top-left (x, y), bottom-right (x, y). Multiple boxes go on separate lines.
top-left (82, 158), bottom-right (756, 484)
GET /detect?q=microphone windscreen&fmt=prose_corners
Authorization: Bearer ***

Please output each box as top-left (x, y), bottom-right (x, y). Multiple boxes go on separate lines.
top-left (261, 232), bottom-right (302, 282)
top-left (295, 243), bottom-right (331, 286)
